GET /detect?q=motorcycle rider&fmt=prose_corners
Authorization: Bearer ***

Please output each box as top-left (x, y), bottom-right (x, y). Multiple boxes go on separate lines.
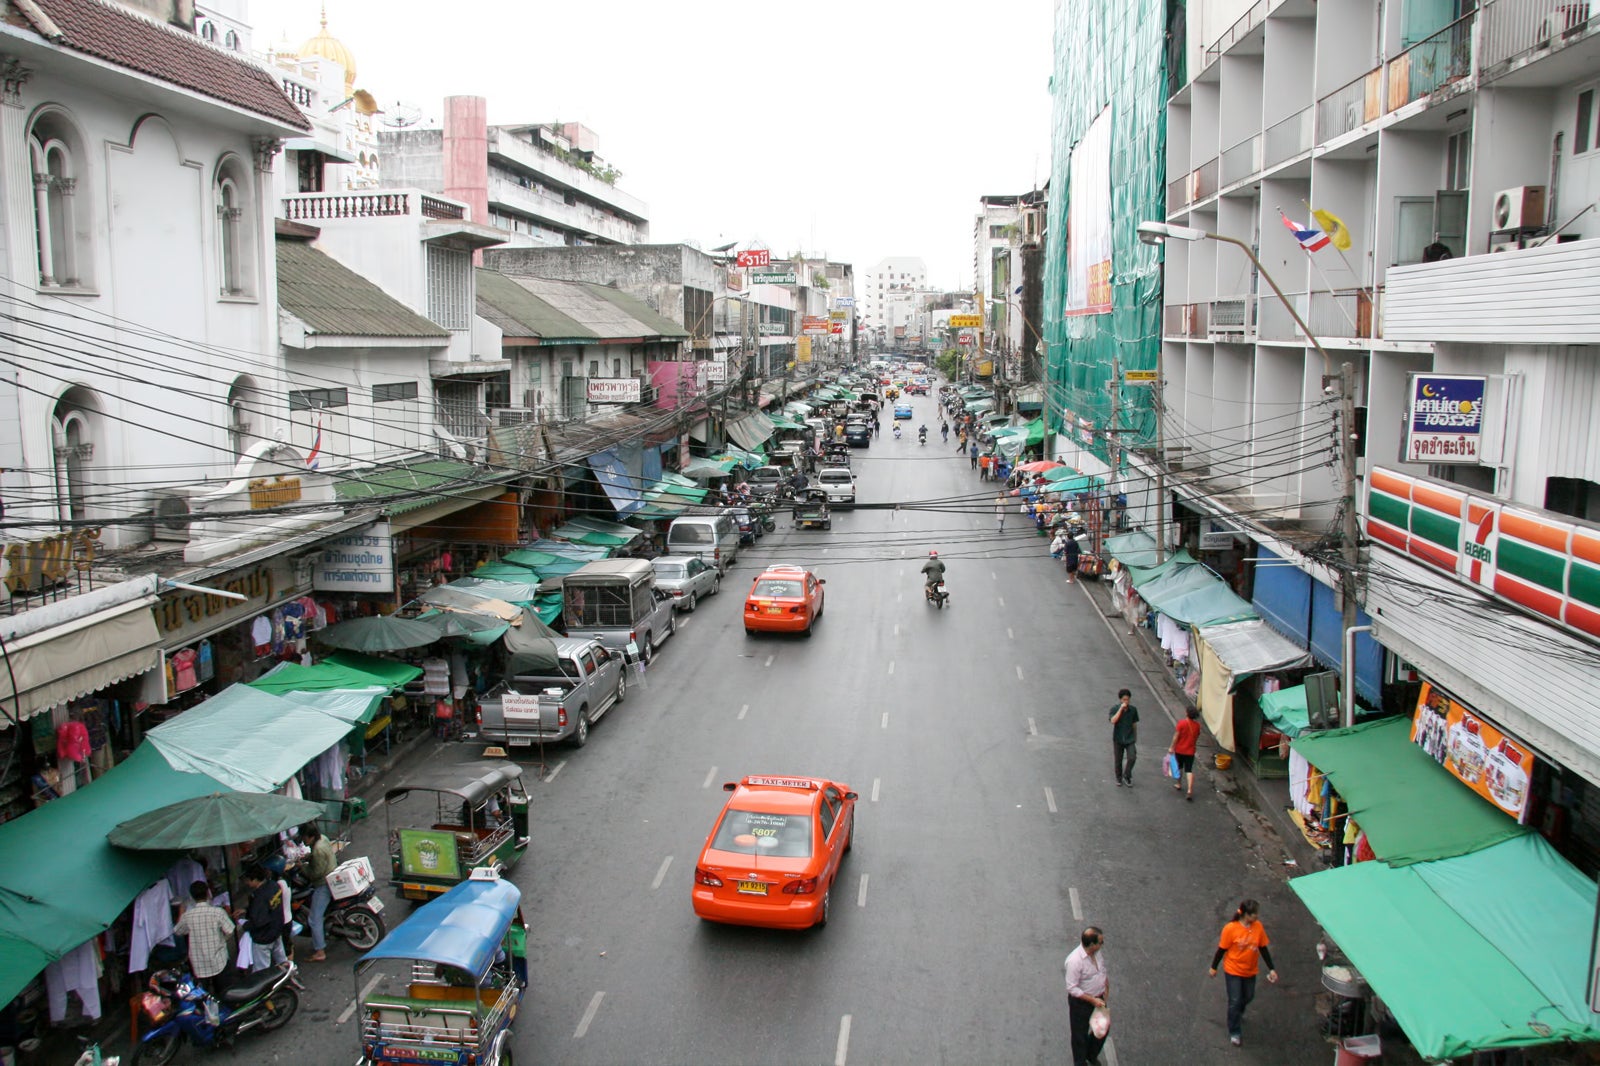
top-left (920, 550), bottom-right (947, 598)
top-left (893, 423), bottom-right (902, 439)
top-left (918, 424), bottom-right (928, 445)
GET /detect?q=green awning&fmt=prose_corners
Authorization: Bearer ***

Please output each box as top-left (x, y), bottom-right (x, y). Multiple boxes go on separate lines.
top-left (1127, 549), bottom-right (1200, 586)
top-left (712, 447), bottom-right (765, 469)
top-left (966, 399), bottom-right (995, 414)
top-left (1259, 685), bottom-right (1310, 738)
top-left (1104, 531), bottom-right (1162, 567)
top-left (1290, 717), bottom-right (1527, 866)
top-left (560, 515), bottom-right (643, 542)
top-left (147, 684), bottom-right (359, 793)
top-left (533, 592), bottom-right (563, 626)
top-left (553, 528), bottom-right (634, 547)
top-left (446, 577), bottom-right (541, 605)
top-left (1292, 833), bottom-right (1600, 1061)
top-left (0, 745), bottom-right (228, 1006)
top-left (767, 414), bottom-right (806, 431)
top-left (683, 456), bottom-right (738, 479)
top-left (248, 653), bottom-right (419, 698)
top-left (319, 651), bottom-right (425, 688)
top-left (1130, 558), bottom-right (1256, 626)
top-left (473, 560), bottom-right (544, 581)
top-left (1023, 418), bottom-right (1045, 445)
top-left (525, 555), bottom-right (590, 579)
top-left (276, 686), bottom-right (390, 723)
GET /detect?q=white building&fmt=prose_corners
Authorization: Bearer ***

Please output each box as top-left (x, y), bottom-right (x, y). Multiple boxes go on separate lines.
top-left (1171, 0), bottom-right (1600, 863)
top-left (859, 256), bottom-right (927, 336)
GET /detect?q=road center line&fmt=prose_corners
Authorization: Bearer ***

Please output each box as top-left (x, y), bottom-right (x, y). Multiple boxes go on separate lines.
top-left (991, 571), bottom-right (997, 580)
top-left (737, 703), bottom-right (749, 720)
top-left (997, 596), bottom-right (1006, 607)
top-left (573, 991), bottom-right (605, 1039)
top-left (701, 766), bottom-right (718, 789)
top-left (543, 760), bottom-right (567, 784)
top-left (1007, 627), bottom-right (1015, 640)
top-left (1015, 664), bottom-right (1024, 681)
top-left (764, 654), bottom-right (775, 668)
top-left (1027, 717), bottom-right (1038, 736)
top-left (857, 874), bottom-right (869, 907)
top-left (338, 973), bottom-right (385, 1024)
top-left (886, 660), bottom-right (895, 675)
top-left (650, 856), bottom-right (673, 891)
top-left (870, 777), bottom-right (881, 802)
top-left (893, 623), bottom-right (900, 637)
top-left (835, 1014), bottom-right (852, 1066)
top-left (1044, 787), bottom-right (1058, 814)
top-left (880, 711), bottom-right (889, 730)
top-left (1069, 886), bottom-right (1083, 920)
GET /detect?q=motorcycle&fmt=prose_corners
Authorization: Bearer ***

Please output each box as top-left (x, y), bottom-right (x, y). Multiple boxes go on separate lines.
top-left (749, 500), bottom-right (778, 534)
top-left (925, 581), bottom-right (949, 609)
top-left (131, 962), bottom-right (299, 1064)
top-left (918, 429), bottom-right (927, 446)
top-left (893, 425), bottom-right (902, 439)
top-left (287, 867), bottom-right (386, 951)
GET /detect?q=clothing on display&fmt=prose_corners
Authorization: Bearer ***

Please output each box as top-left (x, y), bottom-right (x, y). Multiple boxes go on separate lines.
top-left (1288, 750), bottom-right (1314, 819)
top-left (44, 938), bottom-right (103, 1022)
top-left (170, 648), bottom-right (200, 692)
top-left (197, 639), bottom-right (215, 683)
top-left (165, 855), bottom-right (207, 907)
top-left (128, 879), bottom-right (175, 972)
top-left (250, 614), bottom-right (273, 656)
top-left (56, 720), bottom-right (91, 762)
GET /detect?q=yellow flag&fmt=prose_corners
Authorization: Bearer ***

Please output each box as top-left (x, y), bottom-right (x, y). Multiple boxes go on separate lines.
top-left (1313, 208), bottom-right (1352, 251)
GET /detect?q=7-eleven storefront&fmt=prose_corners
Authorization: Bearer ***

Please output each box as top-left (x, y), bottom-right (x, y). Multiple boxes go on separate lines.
top-left (1364, 467), bottom-right (1600, 873)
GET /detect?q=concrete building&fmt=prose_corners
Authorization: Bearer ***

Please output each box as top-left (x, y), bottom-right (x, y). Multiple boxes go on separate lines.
top-left (974, 191), bottom-right (1048, 380)
top-left (859, 256), bottom-right (926, 335)
top-left (381, 99), bottom-right (648, 249)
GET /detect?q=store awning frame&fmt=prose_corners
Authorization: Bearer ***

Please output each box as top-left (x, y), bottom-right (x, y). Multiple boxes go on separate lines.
top-left (0, 593), bottom-right (162, 724)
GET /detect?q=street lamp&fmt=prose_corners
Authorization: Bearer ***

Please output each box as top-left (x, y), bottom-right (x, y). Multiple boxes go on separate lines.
top-left (1136, 219), bottom-right (1362, 674)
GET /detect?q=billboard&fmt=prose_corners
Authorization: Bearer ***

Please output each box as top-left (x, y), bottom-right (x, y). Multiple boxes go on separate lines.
top-left (1405, 374), bottom-right (1486, 464)
top-left (797, 336), bottom-right (812, 362)
top-left (735, 249), bottom-right (771, 268)
top-left (1411, 682), bottom-right (1533, 821)
top-left (314, 522), bottom-right (394, 593)
top-left (751, 270), bottom-right (796, 285)
top-left (587, 378), bottom-right (642, 404)
top-left (948, 314), bottom-right (982, 328)
top-left (1066, 106), bottom-right (1113, 316)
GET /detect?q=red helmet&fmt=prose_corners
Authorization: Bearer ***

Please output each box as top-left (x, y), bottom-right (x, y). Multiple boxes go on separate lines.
top-left (928, 550), bottom-right (939, 558)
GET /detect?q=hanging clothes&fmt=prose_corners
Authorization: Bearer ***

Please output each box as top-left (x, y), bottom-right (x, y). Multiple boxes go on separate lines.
top-left (170, 649), bottom-right (200, 692)
top-left (250, 614), bottom-right (273, 656)
top-left (313, 746), bottom-right (346, 792)
top-left (56, 720), bottom-right (91, 762)
top-left (44, 938), bottom-right (102, 1022)
top-left (197, 639), bottom-right (215, 683)
top-left (128, 880), bottom-right (175, 972)
top-left (165, 855), bottom-right (207, 907)
top-left (1288, 750), bottom-right (1315, 819)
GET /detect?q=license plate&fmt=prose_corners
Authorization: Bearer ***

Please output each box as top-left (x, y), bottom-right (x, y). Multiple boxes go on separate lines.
top-left (367, 898), bottom-right (384, 913)
top-left (765, 607), bottom-right (783, 615)
top-left (736, 880), bottom-right (769, 895)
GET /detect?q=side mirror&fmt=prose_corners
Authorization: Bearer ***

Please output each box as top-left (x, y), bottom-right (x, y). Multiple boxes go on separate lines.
top-left (722, 782), bottom-right (737, 792)
top-left (817, 578), bottom-right (826, 585)
top-left (843, 791), bottom-right (859, 801)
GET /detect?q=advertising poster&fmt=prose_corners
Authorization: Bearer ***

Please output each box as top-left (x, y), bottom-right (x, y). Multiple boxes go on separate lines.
top-left (1405, 374), bottom-right (1486, 464)
top-left (1066, 107), bottom-right (1114, 316)
top-left (398, 828), bottom-right (461, 879)
top-left (313, 522), bottom-right (394, 593)
top-left (1411, 682), bottom-right (1533, 821)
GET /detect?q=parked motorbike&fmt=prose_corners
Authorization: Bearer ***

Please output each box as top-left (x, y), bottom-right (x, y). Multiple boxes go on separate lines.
top-left (925, 580), bottom-right (949, 609)
top-left (749, 501), bottom-right (778, 534)
top-left (131, 963), bottom-right (298, 1064)
top-left (287, 868), bottom-right (386, 951)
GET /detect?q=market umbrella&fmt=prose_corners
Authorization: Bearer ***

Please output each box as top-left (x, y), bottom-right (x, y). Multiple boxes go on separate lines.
top-left (417, 609), bottom-right (510, 645)
top-left (108, 792), bottom-right (326, 850)
top-left (418, 586), bottom-right (523, 621)
top-left (315, 613), bottom-right (441, 653)
top-left (1016, 460), bottom-right (1064, 474)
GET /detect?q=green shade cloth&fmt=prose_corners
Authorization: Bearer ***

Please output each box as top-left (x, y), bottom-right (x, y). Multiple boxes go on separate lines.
top-left (277, 687), bottom-right (389, 724)
top-left (315, 613), bottom-right (441, 653)
top-left (533, 593), bottom-right (563, 626)
top-left (446, 577), bottom-right (541, 605)
top-left (967, 399), bottom-right (995, 414)
top-left (766, 414), bottom-right (806, 431)
top-left (1023, 418), bottom-right (1046, 445)
top-left (147, 684), bottom-right (361, 793)
top-left (1291, 717), bottom-right (1527, 866)
top-left (561, 515), bottom-right (643, 541)
top-left (0, 745), bottom-right (228, 1006)
top-left (108, 791), bottom-right (326, 850)
top-left (1292, 833), bottom-right (1600, 1061)
top-left (416, 609), bottom-right (509, 646)
top-left (712, 447), bottom-right (766, 469)
top-left (319, 651), bottom-right (423, 689)
top-left (1043, 473), bottom-right (1104, 495)
top-left (1259, 685), bottom-right (1310, 737)
top-left (1127, 556), bottom-right (1257, 626)
top-left (1127, 549), bottom-right (1199, 586)
top-left (682, 456), bottom-right (738, 479)
top-left (522, 555), bottom-right (590, 579)
top-left (531, 541), bottom-right (610, 560)
top-left (1104, 531), bottom-right (1161, 567)
top-left (1042, 465), bottom-right (1083, 482)
top-left (553, 528), bottom-right (633, 547)
top-left (473, 560), bottom-right (544, 581)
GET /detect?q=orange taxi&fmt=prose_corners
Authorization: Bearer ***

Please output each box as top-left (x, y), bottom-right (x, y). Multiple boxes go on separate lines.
top-left (742, 564), bottom-right (825, 636)
top-left (692, 775), bottom-right (857, 930)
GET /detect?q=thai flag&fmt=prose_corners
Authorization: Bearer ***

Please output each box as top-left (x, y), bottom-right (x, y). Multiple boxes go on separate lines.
top-left (1280, 211), bottom-right (1331, 252)
top-left (305, 416), bottom-right (322, 469)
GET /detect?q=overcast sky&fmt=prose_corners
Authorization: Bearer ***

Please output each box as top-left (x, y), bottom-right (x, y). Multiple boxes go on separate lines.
top-left (254, 0), bottom-right (1055, 290)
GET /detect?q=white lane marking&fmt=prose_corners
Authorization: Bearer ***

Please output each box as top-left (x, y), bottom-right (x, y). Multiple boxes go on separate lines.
top-left (1015, 664), bottom-right (1024, 681)
top-left (881, 711), bottom-right (890, 730)
top-left (651, 855), bottom-right (673, 891)
top-left (1044, 787), bottom-right (1058, 814)
top-left (991, 571), bottom-right (997, 580)
top-left (543, 760), bottom-right (566, 784)
top-left (338, 973), bottom-right (385, 1024)
top-left (893, 623), bottom-right (900, 637)
top-left (898, 569), bottom-right (904, 578)
top-left (701, 766), bottom-right (718, 789)
top-left (1070, 885), bottom-right (1083, 920)
top-left (573, 991), bottom-right (605, 1039)
top-left (737, 703), bottom-right (749, 721)
top-left (1007, 627), bottom-right (1015, 640)
top-left (677, 616), bottom-right (690, 628)
top-left (897, 591), bottom-right (903, 603)
top-left (997, 596), bottom-right (1006, 607)
top-left (887, 660), bottom-right (895, 676)
top-left (368, 797), bottom-right (386, 813)
top-left (764, 654), bottom-right (775, 668)
top-left (835, 1014), bottom-right (852, 1066)
top-left (1027, 717), bottom-right (1038, 736)
top-left (857, 873), bottom-right (870, 907)
top-left (871, 777), bottom-right (881, 802)
top-left (822, 547), bottom-right (829, 554)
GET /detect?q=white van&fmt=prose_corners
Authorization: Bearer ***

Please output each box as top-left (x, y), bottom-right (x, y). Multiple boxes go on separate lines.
top-left (667, 511), bottom-right (740, 575)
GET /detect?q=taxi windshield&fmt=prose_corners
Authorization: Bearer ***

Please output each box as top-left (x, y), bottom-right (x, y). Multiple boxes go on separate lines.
top-left (753, 579), bottom-right (801, 598)
top-left (711, 808), bottom-right (813, 858)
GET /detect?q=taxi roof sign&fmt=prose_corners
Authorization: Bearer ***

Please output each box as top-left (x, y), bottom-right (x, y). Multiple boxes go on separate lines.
top-left (744, 775), bottom-right (817, 790)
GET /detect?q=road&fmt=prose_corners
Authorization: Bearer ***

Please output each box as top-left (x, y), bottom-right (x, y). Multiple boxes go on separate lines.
top-left (241, 390), bottom-right (1331, 1066)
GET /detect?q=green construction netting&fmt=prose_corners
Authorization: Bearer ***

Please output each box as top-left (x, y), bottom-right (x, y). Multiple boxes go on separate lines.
top-left (1044, 0), bottom-right (1169, 458)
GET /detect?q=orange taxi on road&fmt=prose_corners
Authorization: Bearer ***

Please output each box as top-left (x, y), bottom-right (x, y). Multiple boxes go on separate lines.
top-left (742, 565), bottom-right (825, 636)
top-left (692, 775), bottom-right (857, 930)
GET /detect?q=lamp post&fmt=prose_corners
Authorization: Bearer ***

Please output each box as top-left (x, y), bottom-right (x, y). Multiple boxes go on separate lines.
top-left (1136, 221), bottom-right (1362, 654)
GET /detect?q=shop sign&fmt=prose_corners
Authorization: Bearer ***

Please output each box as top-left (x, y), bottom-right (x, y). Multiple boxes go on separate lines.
top-left (758, 324), bottom-right (785, 335)
top-left (1367, 467), bottom-right (1600, 642)
top-left (835, 297), bottom-right (855, 308)
top-left (248, 476), bottom-right (301, 510)
top-left (948, 314), bottom-right (983, 328)
top-left (704, 360), bottom-right (728, 383)
top-left (829, 310), bottom-right (848, 322)
top-left (1124, 370), bottom-right (1159, 384)
top-left (829, 323), bottom-right (843, 334)
top-left (735, 249), bottom-right (771, 268)
top-left (1405, 374), bottom-right (1486, 464)
top-left (725, 267), bottom-right (745, 291)
top-left (797, 337), bottom-right (812, 363)
top-left (313, 522), bottom-right (395, 593)
top-left (154, 560), bottom-right (289, 638)
top-left (1, 528), bottom-right (100, 597)
top-left (958, 336), bottom-right (972, 345)
top-left (587, 378), bottom-right (643, 404)
top-left (751, 271), bottom-right (797, 285)
top-left (1411, 681), bottom-right (1533, 821)
top-left (801, 316), bottom-right (829, 335)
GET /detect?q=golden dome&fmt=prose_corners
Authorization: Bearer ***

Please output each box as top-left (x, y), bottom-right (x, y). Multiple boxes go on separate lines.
top-left (298, 5), bottom-right (357, 93)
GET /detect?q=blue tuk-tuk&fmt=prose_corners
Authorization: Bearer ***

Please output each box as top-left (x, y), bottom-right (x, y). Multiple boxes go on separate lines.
top-left (354, 870), bottom-right (526, 1066)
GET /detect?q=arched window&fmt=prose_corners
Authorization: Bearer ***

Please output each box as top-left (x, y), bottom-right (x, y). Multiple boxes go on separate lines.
top-left (224, 29), bottom-right (240, 50)
top-left (226, 377), bottom-right (257, 460)
top-left (28, 111), bottom-right (90, 289)
top-left (199, 18), bottom-right (217, 42)
top-left (214, 157), bottom-right (254, 297)
top-left (51, 394), bottom-right (95, 524)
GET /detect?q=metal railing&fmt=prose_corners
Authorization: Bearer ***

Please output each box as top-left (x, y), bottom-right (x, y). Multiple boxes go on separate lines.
top-left (1316, 67), bottom-right (1386, 141)
top-left (1309, 288), bottom-right (1379, 338)
top-left (1480, 0), bottom-right (1596, 72)
top-left (419, 195), bottom-right (466, 220)
top-left (1162, 303), bottom-right (1210, 337)
top-left (1203, 0), bottom-right (1274, 68)
top-left (1209, 296), bottom-right (1255, 335)
top-left (1256, 292), bottom-right (1307, 341)
top-left (1221, 134), bottom-right (1263, 187)
top-left (1263, 106), bottom-right (1314, 168)
top-left (1193, 157), bottom-right (1220, 202)
top-left (1168, 174), bottom-right (1192, 215)
top-left (1388, 12), bottom-right (1476, 111)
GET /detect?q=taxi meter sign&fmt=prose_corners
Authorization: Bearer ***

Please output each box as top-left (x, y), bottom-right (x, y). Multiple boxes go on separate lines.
top-left (745, 776), bottom-right (815, 790)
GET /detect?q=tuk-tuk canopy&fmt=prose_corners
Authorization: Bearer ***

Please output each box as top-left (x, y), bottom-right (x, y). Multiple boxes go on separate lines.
top-left (358, 875), bottom-right (521, 983)
top-left (385, 762), bottom-right (524, 809)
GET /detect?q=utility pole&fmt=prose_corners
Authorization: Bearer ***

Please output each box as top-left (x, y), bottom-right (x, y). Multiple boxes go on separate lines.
top-left (1338, 360), bottom-right (1360, 651)
top-left (1155, 345), bottom-right (1167, 565)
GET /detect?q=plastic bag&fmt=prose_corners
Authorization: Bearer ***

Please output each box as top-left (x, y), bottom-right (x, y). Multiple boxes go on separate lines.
top-left (1090, 1005), bottom-right (1110, 1038)
top-left (1164, 753), bottom-right (1180, 779)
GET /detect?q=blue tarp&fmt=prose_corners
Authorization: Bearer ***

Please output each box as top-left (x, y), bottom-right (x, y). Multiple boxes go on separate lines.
top-left (359, 877), bottom-right (522, 981)
top-left (1251, 546), bottom-right (1381, 704)
top-left (1252, 546), bottom-right (1312, 643)
top-left (587, 448), bottom-right (642, 515)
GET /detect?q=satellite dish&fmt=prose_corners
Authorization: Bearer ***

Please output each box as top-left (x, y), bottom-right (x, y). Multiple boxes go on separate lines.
top-left (381, 100), bottom-right (423, 128)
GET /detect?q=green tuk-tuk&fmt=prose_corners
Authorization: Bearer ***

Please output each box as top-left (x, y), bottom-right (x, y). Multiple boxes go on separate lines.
top-left (385, 762), bottom-right (529, 902)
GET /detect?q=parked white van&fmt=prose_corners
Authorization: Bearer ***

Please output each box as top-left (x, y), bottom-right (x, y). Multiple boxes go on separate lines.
top-left (666, 511), bottom-right (740, 574)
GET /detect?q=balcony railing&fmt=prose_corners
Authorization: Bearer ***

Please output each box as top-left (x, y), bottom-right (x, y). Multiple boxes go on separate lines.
top-left (1193, 157), bottom-right (1220, 202)
top-left (1316, 67), bottom-right (1386, 141)
top-left (1203, 0), bottom-right (1274, 68)
top-left (1480, 0), bottom-right (1597, 72)
top-left (1163, 302), bottom-right (1211, 337)
top-left (1209, 295), bottom-right (1255, 337)
top-left (1263, 106), bottom-right (1314, 168)
top-left (1221, 134), bottom-right (1264, 186)
top-left (1168, 174), bottom-right (1192, 215)
top-left (1256, 292), bottom-right (1308, 342)
top-left (1387, 12), bottom-right (1475, 111)
top-left (419, 195), bottom-right (465, 220)
top-left (282, 190), bottom-right (470, 224)
top-left (1309, 288), bottom-right (1379, 338)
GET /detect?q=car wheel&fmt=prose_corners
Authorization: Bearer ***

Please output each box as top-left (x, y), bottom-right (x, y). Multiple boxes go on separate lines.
top-left (844, 813), bottom-right (854, 853)
top-left (615, 673), bottom-right (627, 704)
top-left (711, 575), bottom-right (722, 596)
top-left (816, 888), bottom-right (830, 928)
top-left (745, 627), bottom-right (755, 636)
top-left (666, 613), bottom-right (676, 638)
top-left (571, 708), bottom-right (589, 747)
top-left (641, 637), bottom-right (654, 665)
top-left (684, 592), bottom-right (697, 612)
top-left (817, 596), bottom-right (824, 619)
top-left (803, 621), bottom-right (813, 638)
top-left (823, 520), bottom-right (832, 530)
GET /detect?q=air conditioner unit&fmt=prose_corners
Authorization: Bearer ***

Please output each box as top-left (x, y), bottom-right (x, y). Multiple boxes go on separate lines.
top-left (1490, 240), bottom-right (1522, 254)
top-left (149, 487), bottom-right (198, 543)
top-left (1493, 186), bottom-right (1545, 230)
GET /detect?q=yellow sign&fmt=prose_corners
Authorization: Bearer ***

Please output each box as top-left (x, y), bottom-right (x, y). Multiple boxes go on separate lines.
top-left (797, 336), bottom-right (812, 362)
top-left (1123, 370), bottom-right (1159, 384)
top-left (948, 314), bottom-right (982, 328)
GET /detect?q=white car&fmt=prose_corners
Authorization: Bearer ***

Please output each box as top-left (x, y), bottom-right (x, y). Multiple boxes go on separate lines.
top-left (817, 466), bottom-right (856, 506)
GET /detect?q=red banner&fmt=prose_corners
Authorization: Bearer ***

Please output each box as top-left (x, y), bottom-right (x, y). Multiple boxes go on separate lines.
top-left (829, 323), bottom-right (843, 334)
top-left (735, 249), bottom-right (771, 269)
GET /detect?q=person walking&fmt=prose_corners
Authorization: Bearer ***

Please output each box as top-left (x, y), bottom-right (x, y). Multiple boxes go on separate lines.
top-left (970, 440), bottom-right (980, 469)
top-left (995, 493), bottom-right (1007, 532)
top-left (1064, 927), bottom-right (1110, 1066)
top-left (301, 823), bottom-right (337, 962)
top-left (1169, 706), bottom-right (1201, 800)
top-left (1110, 688), bottom-right (1139, 786)
top-left (1209, 899), bottom-right (1278, 1047)
top-left (1063, 533), bottom-right (1081, 584)
top-left (173, 880), bottom-right (236, 995)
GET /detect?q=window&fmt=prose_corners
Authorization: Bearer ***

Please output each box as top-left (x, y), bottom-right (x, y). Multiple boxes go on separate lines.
top-left (217, 178), bottom-right (243, 294)
top-left (214, 156), bottom-right (254, 297)
top-left (425, 245), bottom-right (471, 329)
top-left (289, 387), bottom-right (349, 410)
top-left (989, 224), bottom-right (1008, 239)
top-left (224, 29), bottom-right (240, 50)
top-left (1546, 477), bottom-right (1600, 521)
top-left (373, 381), bottom-right (418, 403)
top-left (588, 360), bottom-right (600, 378)
top-left (1446, 129), bottom-right (1472, 189)
top-left (612, 359), bottom-right (622, 377)
top-left (296, 150), bottom-right (324, 193)
top-left (29, 112), bottom-right (90, 289)
top-left (53, 405), bottom-right (92, 523)
top-left (1577, 89), bottom-right (1596, 155)
top-left (199, 18), bottom-right (217, 42)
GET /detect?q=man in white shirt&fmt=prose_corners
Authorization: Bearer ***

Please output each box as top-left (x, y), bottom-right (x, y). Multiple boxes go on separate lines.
top-left (1064, 926), bottom-right (1110, 1066)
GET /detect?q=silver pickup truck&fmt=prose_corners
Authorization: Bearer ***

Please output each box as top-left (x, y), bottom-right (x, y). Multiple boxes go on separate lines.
top-left (477, 637), bottom-right (627, 748)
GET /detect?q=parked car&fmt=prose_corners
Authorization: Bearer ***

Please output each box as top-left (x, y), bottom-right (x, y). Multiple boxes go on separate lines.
top-left (650, 555), bottom-right (721, 611)
top-left (844, 422), bottom-right (872, 447)
top-left (748, 466), bottom-right (786, 495)
top-left (477, 638), bottom-right (627, 748)
top-left (562, 558), bottom-right (677, 662)
top-left (667, 511), bottom-right (741, 575)
top-left (817, 466), bottom-right (856, 506)
top-left (725, 504), bottom-right (763, 544)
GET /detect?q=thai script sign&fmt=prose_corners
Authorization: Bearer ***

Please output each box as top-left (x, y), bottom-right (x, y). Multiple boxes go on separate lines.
top-left (948, 314), bottom-right (982, 328)
top-left (751, 270), bottom-right (796, 285)
top-left (1, 529), bottom-right (99, 597)
top-left (155, 561), bottom-right (286, 636)
top-left (587, 378), bottom-right (643, 404)
top-left (1411, 682), bottom-right (1533, 821)
top-left (313, 522), bottom-right (394, 593)
top-left (736, 249), bottom-right (771, 268)
top-left (1405, 374), bottom-right (1485, 464)
top-left (801, 316), bottom-right (829, 335)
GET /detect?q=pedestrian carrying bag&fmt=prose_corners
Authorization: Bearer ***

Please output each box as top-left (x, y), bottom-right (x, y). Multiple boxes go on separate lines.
top-left (1164, 753), bottom-right (1180, 779)
top-left (1090, 1005), bottom-right (1111, 1038)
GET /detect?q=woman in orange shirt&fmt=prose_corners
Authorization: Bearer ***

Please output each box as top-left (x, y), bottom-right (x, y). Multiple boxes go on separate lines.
top-left (1208, 899), bottom-right (1278, 1047)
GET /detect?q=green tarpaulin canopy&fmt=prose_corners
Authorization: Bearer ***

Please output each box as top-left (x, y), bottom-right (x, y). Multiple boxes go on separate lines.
top-left (277, 686), bottom-right (390, 724)
top-left (416, 609), bottom-right (510, 646)
top-left (1127, 549), bottom-right (1199, 586)
top-left (1104, 531), bottom-right (1162, 568)
top-left (435, 577), bottom-right (540, 606)
top-left (766, 414), bottom-right (806, 431)
top-left (565, 515), bottom-right (643, 539)
top-left (533, 592), bottom-right (562, 625)
top-left (682, 456), bottom-right (738, 479)
top-left (966, 399), bottom-right (995, 414)
top-left (320, 650), bottom-right (423, 688)
top-left (473, 560), bottom-right (544, 581)
top-left (1259, 684), bottom-right (1310, 737)
top-left (147, 684), bottom-right (361, 793)
top-left (552, 528), bottom-right (634, 547)
top-left (1290, 717), bottom-right (1527, 866)
top-left (1292, 833), bottom-right (1600, 1061)
top-left (1022, 418), bottom-right (1045, 445)
top-left (712, 447), bottom-right (765, 469)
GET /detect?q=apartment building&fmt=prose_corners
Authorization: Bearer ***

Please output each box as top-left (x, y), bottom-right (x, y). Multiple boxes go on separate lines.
top-left (859, 256), bottom-right (927, 334)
